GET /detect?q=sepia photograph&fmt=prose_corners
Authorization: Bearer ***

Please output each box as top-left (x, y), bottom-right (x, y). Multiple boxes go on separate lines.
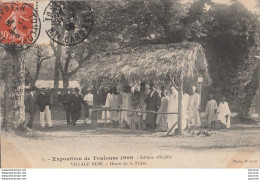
top-left (0, 0), bottom-right (260, 169)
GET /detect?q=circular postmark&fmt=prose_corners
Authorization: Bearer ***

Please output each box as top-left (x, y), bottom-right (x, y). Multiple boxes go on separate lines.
top-left (43, 1), bottom-right (93, 46)
top-left (0, 3), bottom-right (41, 51)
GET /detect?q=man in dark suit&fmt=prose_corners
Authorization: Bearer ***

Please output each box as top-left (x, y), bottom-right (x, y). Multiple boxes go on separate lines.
top-left (62, 88), bottom-right (73, 125)
top-left (24, 86), bottom-right (37, 131)
top-left (70, 87), bottom-right (86, 126)
top-left (145, 83), bottom-right (161, 130)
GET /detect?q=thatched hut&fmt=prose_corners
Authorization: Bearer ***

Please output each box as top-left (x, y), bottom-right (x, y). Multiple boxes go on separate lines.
top-left (80, 42), bottom-right (211, 133)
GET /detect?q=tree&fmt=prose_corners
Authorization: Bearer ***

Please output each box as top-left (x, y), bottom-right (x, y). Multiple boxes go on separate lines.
top-left (58, 41), bottom-right (93, 93)
top-left (23, 45), bottom-right (54, 86)
top-left (197, 2), bottom-right (259, 113)
top-left (1, 46), bottom-right (25, 131)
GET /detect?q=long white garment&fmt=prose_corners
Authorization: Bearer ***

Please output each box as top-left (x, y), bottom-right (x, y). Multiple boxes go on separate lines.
top-left (181, 93), bottom-right (189, 130)
top-left (217, 102), bottom-right (231, 128)
top-left (167, 89), bottom-right (178, 131)
top-left (40, 105), bottom-right (52, 128)
top-left (110, 94), bottom-right (119, 121)
top-left (205, 99), bottom-right (218, 125)
top-left (102, 93), bottom-right (113, 119)
top-left (121, 92), bottom-right (131, 124)
top-left (156, 96), bottom-right (169, 131)
top-left (188, 93), bottom-right (201, 127)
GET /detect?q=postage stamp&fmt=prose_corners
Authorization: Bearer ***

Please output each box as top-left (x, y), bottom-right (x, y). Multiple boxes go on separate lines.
top-left (0, 2), bottom-right (41, 51)
top-left (43, 1), bottom-right (93, 46)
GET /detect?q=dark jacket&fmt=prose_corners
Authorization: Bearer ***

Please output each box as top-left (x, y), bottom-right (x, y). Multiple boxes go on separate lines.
top-left (25, 93), bottom-right (36, 114)
top-left (146, 90), bottom-right (161, 111)
top-left (62, 93), bottom-right (73, 109)
top-left (36, 92), bottom-right (52, 112)
top-left (70, 94), bottom-right (86, 112)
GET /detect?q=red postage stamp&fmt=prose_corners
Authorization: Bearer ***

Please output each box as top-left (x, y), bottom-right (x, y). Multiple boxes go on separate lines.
top-left (0, 2), bottom-right (40, 48)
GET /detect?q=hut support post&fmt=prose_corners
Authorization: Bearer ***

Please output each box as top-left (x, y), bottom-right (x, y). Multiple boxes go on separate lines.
top-left (178, 75), bottom-right (183, 135)
top-left (104, 109), bottom-right (107, 127)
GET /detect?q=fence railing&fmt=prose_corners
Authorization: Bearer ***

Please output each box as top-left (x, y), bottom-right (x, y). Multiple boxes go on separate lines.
top-left (90, 107), bottom-right (178, 130)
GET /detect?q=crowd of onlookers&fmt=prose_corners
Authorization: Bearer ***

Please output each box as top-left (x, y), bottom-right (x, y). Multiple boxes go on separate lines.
top-left (24, 82), bottom-right (232, 133)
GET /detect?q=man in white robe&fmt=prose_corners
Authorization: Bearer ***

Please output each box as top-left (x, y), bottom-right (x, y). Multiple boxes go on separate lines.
top-left (188, 86), bottom-right (201, 127)
top-left (102, 89), bottom-right (112, 120)
top-left (217, 95), bottom-right (231, 128)
top-left (167, 85), bottom-right (178, 131)
top-left (205, 94), bottom-right (217, 127)
top-left (182, 92), bottom-right (189, 130)
top-left (121, 86), bottom-right (132, 125)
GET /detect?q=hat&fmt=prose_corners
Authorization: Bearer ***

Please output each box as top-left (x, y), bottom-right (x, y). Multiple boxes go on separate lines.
top-left (150, 82), bottom-right (155, 87)
top-left (74, 87), bottom-right (80, 92)
top-left (30, 86), bottom-right (37, 91)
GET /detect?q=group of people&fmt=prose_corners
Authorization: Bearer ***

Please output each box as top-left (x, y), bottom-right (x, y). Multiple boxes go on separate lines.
top-left (24, 86), bottom-right (92, 131)
top-left (101, 82), bottom-right (231, 132)
top-left (24, 82), bottom-right (232, 133)
top-left (63, 88), bottom-right (94, 125)
top-left (100, 82), bottom-right (201, 132)
top-left (24, 86), bottom-right (53, 131)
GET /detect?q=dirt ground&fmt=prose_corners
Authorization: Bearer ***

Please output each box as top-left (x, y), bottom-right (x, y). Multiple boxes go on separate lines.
top-left (1, 108), bottom-right (260, 168)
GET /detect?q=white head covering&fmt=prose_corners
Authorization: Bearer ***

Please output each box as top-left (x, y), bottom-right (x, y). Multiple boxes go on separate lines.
top-left (131, 84), bottom-right (140, 92)
top-left (169, 85), bottom-right (178, 94)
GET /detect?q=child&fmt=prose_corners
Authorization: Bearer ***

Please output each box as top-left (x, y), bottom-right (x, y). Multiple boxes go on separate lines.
top-left (205, 94), bottom-right (217, 128)
top-left (217, 95), bottom-right (231, 129)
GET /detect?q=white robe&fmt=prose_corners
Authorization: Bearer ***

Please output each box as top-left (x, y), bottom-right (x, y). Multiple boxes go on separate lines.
top-left (188, 93), bottom-right (201, 127)
top-left (205, 99), bottom-right (217, 125)
top-left (181, 93), bottom-right (189, 129)
top-left (167, 89), bottom-right (178, 131)
top-left (217, 102), bottom-right (231, 128)
top-left (102, 93), bottom-right (112, 119)
top-left (121, 92), bottom-right (131, 124)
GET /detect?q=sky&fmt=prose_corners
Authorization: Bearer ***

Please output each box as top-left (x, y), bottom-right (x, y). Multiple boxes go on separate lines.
top-left (213, 0), bottom-right (259, 13)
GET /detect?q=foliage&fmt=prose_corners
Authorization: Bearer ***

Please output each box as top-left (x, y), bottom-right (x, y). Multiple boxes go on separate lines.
top-left (197, 2), bottom-right (259, 110)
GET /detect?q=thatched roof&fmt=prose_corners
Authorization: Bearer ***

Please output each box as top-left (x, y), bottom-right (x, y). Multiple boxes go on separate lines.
top-left (80, 42), bottom-right (211, 85)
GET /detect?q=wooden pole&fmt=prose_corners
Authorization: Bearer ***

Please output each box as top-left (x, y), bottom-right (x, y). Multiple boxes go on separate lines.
top-left (104, 108), bottom-right (107, 127)
top-left (178, 73), bottom-right (183, 135)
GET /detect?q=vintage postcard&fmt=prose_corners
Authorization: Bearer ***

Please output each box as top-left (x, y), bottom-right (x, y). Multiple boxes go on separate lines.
top-left (0, 0), bottom-right (260, 169)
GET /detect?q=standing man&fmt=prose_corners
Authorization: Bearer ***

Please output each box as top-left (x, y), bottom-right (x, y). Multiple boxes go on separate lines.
top-left (25, 86), bottom-right (37, 131)
top-left (205, 93), bottom-right (218, 128)
top-left (188, 86), bottom-right (201, 128)
top-left (62, 88), bottom-right (73, 125)
top-left (36, 88), bottom-right (53, 128)
top-left (70, 88), bottom-right (86, 126)
top-left (84, 90), bottom-right (94, 122)
top-left (145, 83), bottom-right (161, 131)
top-left (167, 85), bottom-right (178, 132)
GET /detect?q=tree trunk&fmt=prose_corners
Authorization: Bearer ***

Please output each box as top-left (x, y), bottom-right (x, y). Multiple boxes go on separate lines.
top-left (91, 78), bottom-right (103, 128)
top-left (91, 86), bottom-right (98, 129)
top-left (178, 76), bottom-right (183, 135)
top-left (3, 50), bottom-right (25, 131)
top-left (63, 76), bottom-right (70, 94)
top-left (242, 62), bottom-right (259, 117)
top-left (31, 61), bottom-right (42, 86)
top-left (53, 44), bottom-right (62, 105)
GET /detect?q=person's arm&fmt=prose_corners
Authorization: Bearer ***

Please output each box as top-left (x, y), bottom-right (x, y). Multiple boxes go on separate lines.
top-left (156, 92), bottom-right (161, 111)
top-left (214, 100), bottom-right (218, 113)
top-left (80, 95), bottom-right (87, 108)
top-left (167, 74), bottom-right (178, 90)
